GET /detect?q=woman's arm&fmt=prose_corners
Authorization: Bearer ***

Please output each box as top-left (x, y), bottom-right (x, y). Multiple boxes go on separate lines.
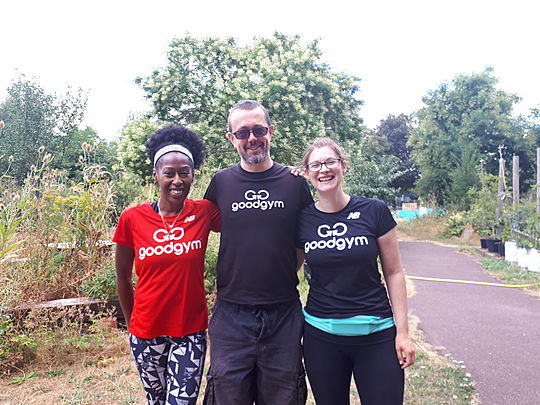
top-left (378, 227), bottom-right (416, 369)
top-left (115, 243), bottom-right (135, 329)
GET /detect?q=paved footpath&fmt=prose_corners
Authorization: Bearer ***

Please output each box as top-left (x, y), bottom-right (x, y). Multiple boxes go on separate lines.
top-left (399, 241), bottom-right (540, 405)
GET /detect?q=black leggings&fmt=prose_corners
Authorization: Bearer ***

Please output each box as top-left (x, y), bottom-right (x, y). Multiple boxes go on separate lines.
top-left (303, 322), bottom-right (404, 405)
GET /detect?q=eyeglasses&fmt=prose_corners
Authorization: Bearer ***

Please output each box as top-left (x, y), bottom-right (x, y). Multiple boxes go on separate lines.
top-left (232, 126), bottom-right (269, 140)
top-left (306, 158), bottom-right (342, 172)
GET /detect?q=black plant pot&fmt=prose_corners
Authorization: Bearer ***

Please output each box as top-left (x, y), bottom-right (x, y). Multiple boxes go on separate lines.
top-left (480, 238), bottom-right (488, 249)
top-left (497, 242), bottom-right (505, 257)
top-left (486, 238), bottom-right (501, 253)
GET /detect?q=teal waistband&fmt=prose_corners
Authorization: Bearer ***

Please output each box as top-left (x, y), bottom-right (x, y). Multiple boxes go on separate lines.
top-left (303, 308), bottom-right (395, 336)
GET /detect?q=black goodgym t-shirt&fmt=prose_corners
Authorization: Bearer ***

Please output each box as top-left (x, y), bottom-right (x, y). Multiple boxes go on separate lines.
top-left (297, 195), bottom-right (396, 319)
top-left (204, 162), bottom-right (313, 305)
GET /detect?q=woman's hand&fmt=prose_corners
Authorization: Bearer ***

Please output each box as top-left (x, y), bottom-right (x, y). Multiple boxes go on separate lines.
top-left (396, 332), bottom-right (415, 369)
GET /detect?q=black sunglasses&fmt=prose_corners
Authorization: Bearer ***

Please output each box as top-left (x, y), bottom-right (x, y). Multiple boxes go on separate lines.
top-left (232, 126), bottom-right (269, 140)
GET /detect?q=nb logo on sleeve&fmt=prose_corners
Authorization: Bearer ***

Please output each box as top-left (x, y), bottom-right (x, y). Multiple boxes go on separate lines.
top-left (231, 189), bottom-right (285, 212)
top-left (305, 222), bottom-right (368, 253)
top-left (347, 212), bottom-right (361, 219)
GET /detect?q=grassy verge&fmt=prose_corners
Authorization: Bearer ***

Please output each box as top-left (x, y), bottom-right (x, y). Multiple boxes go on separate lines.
top-left (397, 216), bottom-right (479, 248)
top-left (477, 258), bottom-right (540, 297)
top-left (404, 316), bottom-right (477, 404)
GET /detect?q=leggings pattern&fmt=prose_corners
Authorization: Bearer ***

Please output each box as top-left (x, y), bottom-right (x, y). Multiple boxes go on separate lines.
top-left (130, 332), bottom-right (206, 405)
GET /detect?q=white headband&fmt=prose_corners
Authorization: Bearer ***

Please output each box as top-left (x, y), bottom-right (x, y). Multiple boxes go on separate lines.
top-left (153, 144), bottom-right (194, 167)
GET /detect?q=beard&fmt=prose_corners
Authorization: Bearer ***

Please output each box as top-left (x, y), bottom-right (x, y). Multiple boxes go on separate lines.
top-left (240, 141), bottom-right (269, 165)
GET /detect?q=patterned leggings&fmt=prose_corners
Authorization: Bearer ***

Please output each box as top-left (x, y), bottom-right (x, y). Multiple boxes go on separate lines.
top-left (130, 331), bottom-right (207, 405)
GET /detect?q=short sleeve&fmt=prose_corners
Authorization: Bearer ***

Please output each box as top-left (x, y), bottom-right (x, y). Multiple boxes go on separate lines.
top-left (299, 179), bottom-right (314, 208)
top-left (375, 200), bottom-right (397, 238)
top-left (203, 175), bottom-right (217, 204)
top-left (205, 199), bottom-right (221, 233)
top-left (112, 209), bottom-right (134, 247)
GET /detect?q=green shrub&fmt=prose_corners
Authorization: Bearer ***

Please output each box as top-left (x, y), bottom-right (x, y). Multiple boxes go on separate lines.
top-left (445, 213), bottom-right (466, 236)
top-left (80, 263), bottom-right (118, 299)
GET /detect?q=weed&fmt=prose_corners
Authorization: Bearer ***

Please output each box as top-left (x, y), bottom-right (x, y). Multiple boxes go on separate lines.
top-left (8, 371), bottom-right (37, 385)
top-left (44, 369), bottom-right (66, 377)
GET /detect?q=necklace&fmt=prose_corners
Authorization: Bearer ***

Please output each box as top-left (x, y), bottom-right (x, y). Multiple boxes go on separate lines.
top-left (157, 200), bottom-right (183, 234)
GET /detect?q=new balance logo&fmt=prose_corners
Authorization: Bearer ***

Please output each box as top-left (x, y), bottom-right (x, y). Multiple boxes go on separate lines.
top-left (347, 212), bottom-right (361, 219)
top-left (184, 215), bottom-right (196, 223)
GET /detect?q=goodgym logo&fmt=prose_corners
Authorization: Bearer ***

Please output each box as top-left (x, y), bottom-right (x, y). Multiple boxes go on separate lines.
top-left (304, 222), bottom-right (368, 253)
top-left (231, 189), bottom-right (285, 212)
top-left (138, 227), bottom-right (202, 260)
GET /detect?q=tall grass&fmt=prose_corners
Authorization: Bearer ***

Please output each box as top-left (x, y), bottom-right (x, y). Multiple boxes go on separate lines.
top-left (0, 147), bottom-right (119, 373)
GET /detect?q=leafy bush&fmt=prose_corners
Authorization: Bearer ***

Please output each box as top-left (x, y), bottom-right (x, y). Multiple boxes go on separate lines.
top-left (80, 264), bottom-right (118, 299)
top-left (464, 172), bottom-right (500, 237)
top-left (445, 213), bottom-right (466, 237)
top-left (499, 202), bottom-right (540, 248)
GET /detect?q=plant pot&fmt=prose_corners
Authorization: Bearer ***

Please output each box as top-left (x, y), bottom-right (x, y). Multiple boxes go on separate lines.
top-left (504, 241), bottom-right (518, 262)
top-left (517, 248), bottom-right (530, 269)
top-left (496, 242), bottom-right (505, 257)
top-left (527, 249), bottom-right (540, 272)
top-left (480, 238), bottom-right (488, 249)
top-left (486, 238), bottom-right (501, 253)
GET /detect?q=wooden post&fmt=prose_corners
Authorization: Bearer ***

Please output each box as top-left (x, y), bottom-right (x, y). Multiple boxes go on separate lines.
top-left (513, 155), bottom-right (520, 206)
top-left (537, 148), bottom-right (540, 214)
top-left (496, 147), bottom-right (505, 236)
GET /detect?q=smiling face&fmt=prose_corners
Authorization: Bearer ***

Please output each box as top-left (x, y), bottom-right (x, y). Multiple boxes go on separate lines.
top-left (227, 107), bottom-right (274, 170)
top-left (152, 152), bottom-right (193, 208)
top-left (305, 145), bottom-right (347, 195)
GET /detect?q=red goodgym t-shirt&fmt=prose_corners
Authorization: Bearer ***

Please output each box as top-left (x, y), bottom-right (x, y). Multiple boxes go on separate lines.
top-left (113, 199), bottom-right (220, 339)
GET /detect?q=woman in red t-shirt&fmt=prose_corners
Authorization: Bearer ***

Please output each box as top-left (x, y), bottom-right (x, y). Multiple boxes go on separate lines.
top-left (113, 125), bottom-right (220, 405)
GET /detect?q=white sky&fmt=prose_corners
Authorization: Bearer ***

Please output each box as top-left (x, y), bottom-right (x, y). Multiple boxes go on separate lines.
top-left (1, 0), bottom-right (539, 140)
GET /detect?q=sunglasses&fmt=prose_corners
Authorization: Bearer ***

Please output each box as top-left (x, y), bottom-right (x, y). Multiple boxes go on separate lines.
top-left (232, 126), bottom-right (269, 140)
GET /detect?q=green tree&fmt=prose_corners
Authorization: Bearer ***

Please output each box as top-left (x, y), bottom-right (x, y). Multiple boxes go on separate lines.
top-left (373, 114), bottom-right (419, 192)
top-left (116, 116), bottom-right (164, 182)
top-left (135, 32), bottom-right (365, 168)
top-left (449, 145), bottom-right (480, 210)
top-left (409, 68), bottom-right (522, 205)
top-left (344, 141), bottom-right (402, 203)
top-left (0, 76), bottom-right (103, 181)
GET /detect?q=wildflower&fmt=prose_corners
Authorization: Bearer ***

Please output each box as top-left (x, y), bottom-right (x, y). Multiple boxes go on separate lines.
top-left (79, 155), bottom-right (85, 163)
top-left (93, 142), bottom-right (99, 150)
top-left (85, 143), bottom-right (92, 152)
top-left (0, 120), bottom-right (4, 128)
top-left (42, 153), bottom-right (53, 163)
top-left (8, 155), bottom-right (14, 162)
top-left (30, 165), bottom-right (37, 172)
top-left (37, 146), bottom-right (45, 154)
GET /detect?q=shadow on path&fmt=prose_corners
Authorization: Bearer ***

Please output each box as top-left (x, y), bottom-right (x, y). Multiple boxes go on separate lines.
top-left (400, 241), bottom-right (540, 405)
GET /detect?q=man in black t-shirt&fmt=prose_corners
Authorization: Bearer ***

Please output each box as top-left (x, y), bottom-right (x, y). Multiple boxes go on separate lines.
top-left (203, 100), bottom-right (312, 405)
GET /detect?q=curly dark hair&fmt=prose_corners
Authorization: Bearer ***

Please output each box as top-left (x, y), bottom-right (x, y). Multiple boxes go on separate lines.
top-left (145, 125), bottom-right (204, 169)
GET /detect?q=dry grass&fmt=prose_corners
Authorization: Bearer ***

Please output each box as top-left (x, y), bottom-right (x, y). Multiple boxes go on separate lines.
top-left (0, 317), bottom-right (477, 405)
top-left (396, 217), bottom-right (481, 248)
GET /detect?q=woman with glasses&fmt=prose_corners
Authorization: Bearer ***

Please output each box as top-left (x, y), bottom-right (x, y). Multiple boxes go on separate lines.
top-left (114, 125), bottom-right (220, 405)
top-left (297, 137), bottom-right (415, 405)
